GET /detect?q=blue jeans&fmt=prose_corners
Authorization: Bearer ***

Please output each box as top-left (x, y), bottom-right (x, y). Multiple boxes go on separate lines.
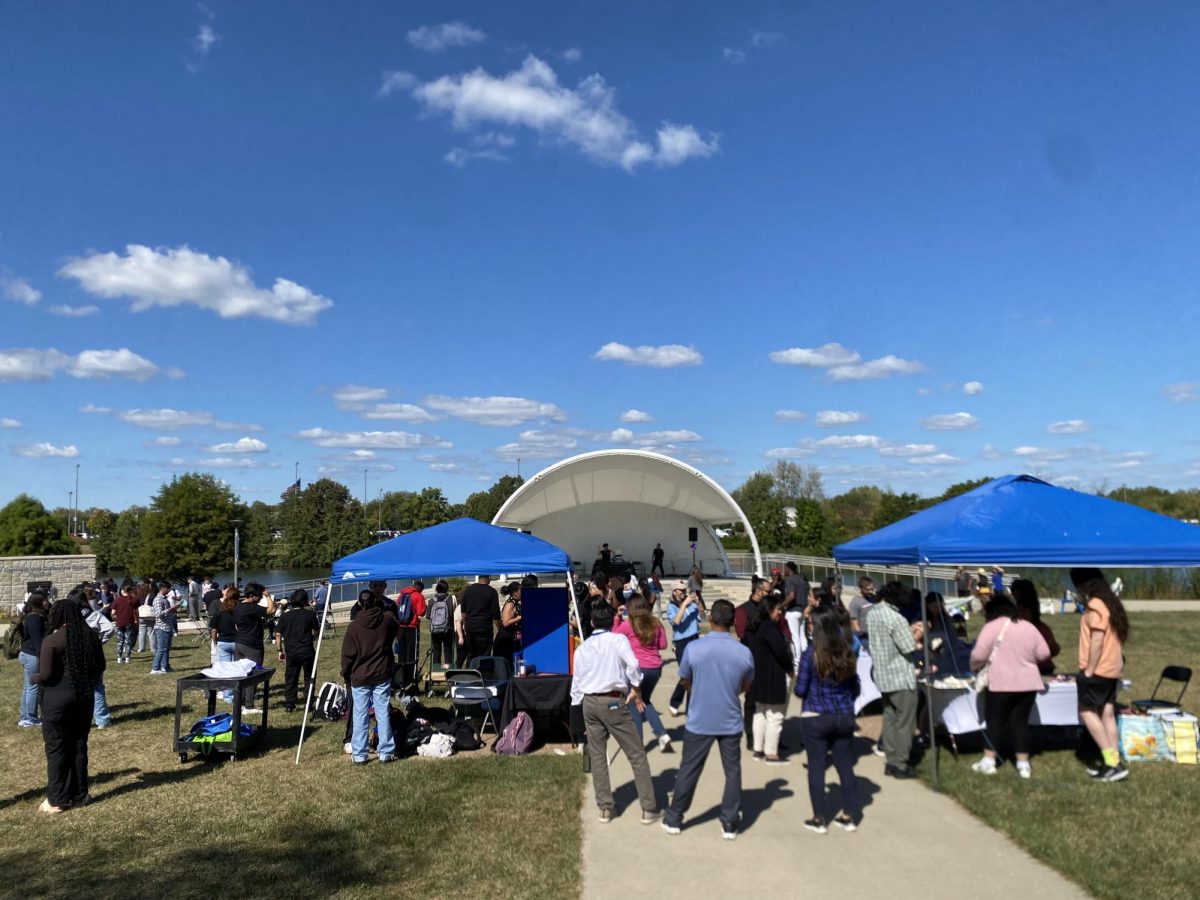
top-left (629, 667), bottom-right (667, 741)
top-left (801, 713), bottom-right (861, 821)
top-left (351, 681), bottom-right (395, 762)
top-left (669, 635), bottom-right (699, 709)
top-left (152, 628), bottom-right (173, 671)
top-left (93, 680), bottom-right (112, 727)
top-left (18, 650), bottom-right (40, 722)
top-left (216, 641), bottom-right (236, 700)
top-left (665, 730), bottom-right (742, 830)
top-left (137, 622), bottom-right (156, 653)
top-left (116, 624), bottom-right (137, 660)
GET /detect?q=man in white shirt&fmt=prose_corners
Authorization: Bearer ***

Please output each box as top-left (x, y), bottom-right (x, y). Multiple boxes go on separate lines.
top-left (571, 603), bottom-right (662, 825)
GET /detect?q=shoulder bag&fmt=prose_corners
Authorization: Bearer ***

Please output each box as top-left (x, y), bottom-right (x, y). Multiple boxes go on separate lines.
top-left (974, 619), bottom-right (1012, 693)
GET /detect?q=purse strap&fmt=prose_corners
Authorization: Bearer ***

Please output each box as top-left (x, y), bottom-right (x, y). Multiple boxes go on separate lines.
top-left (986, 619), bottom-right (1012, 666)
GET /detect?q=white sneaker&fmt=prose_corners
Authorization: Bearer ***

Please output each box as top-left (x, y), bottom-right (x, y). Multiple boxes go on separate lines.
top-left (344, 741), bottom-right (353, 755)
top-left (1017, 764), bottom-right (1032, 780)
top-left (241, 707), bottom-right (261, 716)
top-left (668, 706), bottom-right (680, 717)
top-left (971, 758), bottom-right (997, 775)
top-left (871, 743), bottom-right (887, 758)
top-left (658, 733), bottom-right (672, 752)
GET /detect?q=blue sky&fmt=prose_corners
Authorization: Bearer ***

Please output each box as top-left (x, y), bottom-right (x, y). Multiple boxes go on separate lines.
top-left (3, 2), bottom-right (1199, 513)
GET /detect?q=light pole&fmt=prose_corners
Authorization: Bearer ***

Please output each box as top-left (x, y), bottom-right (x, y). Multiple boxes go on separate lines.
top-left (68, 491), bottom-right (73, 533)
top-left (74, 463), bottom-right (80, 536)
top-left (377, 488), bottom-right (383, 534)
top-left (230, 519), bottom-right (244, 586)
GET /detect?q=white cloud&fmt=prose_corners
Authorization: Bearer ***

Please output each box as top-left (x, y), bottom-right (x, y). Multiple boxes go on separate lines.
top-left (494, 429), bottom-right (578, 461)
top-left (378, 70), bottom-right (419, 98)
top-left (407, 21), bottom-right (486, 52)
top-left (14, 442), bottom-right (79, 459)
top-left (963, 380), bottom-right (984, 396)
top-left (116, 408), bottom-right (259, 431)
top-left (429, 462), bottom-right (461, 472)
top-left (920, 412), bottom-right (980, 431)
top-left (362, 403), bottom-right (437, 423)
top-left (878, 442), bottom-right (938, 458)
top-left (2, 275), bottom-right (42, 305)
top-left (562, 47), bottom-right (582, 63)
top-left (916, 387), bottom-right (932, 396)
top-left (1013, 446), bottom-right (1069, 462)
top-left (424, 394), bottom-right (565, 427)
top-left (751, 30), bottom-right (785, 47)
top-left (143, 436), bottom-right (181, 447)
top-left (444, 147), bottom-right (509, 168)
top-left (197, 457), bottom-right (264, 469)
top-left (594, 342), bottom-right (702, 368)
top-left (1048, 419), bottom-right (1091, 435)
top-left (610, 428), bottom-right (634, 443)
top-left (333, 385), bottom-right (389, 409)
top-left (1164, 383), bottom-right (1197, 404)
top-left (816, 434), bottom-right (882, 449)
top-left (395, 56), bottom-right (718, 171)
top-left (295, 427), bottom-right (453, 450)
top-left (829, 355), bottom-right (924, 381)
top-left (206, 437), bottom-right (268, 454)
top-left (0, 348), bottom-right (162, 382)
top-left (194, 24), bottom-right (218, 56)
top-left (1112, 459), bottom-right (1142, 469)
top-left (0, 417), bottom-right (20, 428)
top-left (59, 244), bottom-right (333, 326)
top-left (722, 47), bottom-right (747, 64)
top-left (773, 410), bottom-right (806, 422)
top-left (909, 453), bottom-right (964, 465)
top-left (620, 409), bottom-right (654, 423)
top-left (633, 429), bottom-right (703, 445)
top-left (165, 367), bottom-right (186, 379)
top-left (80, 404), bottom-right (110, 414)
top-left (765, 446), bottom-right (814, 459)
top-left (47, 304), bottom-right (101, 317)
top-left (768, 342), bottom-right (859, 368)
top-left (815, 410), bottom-right (864, 427)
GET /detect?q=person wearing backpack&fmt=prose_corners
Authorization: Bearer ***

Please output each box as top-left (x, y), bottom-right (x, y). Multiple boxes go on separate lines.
top-left (394, 581), bottom-right (426, 689)
top-left (341, 588), bottom-right (399, 764)
top-left (425, 581), bottom-right (456, 667)
top-left (16, 592), bottom-right (49, 727)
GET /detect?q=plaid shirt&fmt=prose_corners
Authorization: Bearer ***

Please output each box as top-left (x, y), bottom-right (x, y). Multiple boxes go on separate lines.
top-left (865, 601), bottom-right (916, 692)
top-left (794, 646), bottom-right (859, 715)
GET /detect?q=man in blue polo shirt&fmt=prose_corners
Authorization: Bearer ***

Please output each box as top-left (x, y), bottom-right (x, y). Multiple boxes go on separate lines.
top-left (661, 599), bottom-right (754, 840)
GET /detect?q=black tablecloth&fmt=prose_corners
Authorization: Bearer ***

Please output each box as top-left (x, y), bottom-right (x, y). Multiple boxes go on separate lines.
top-left (500, 674), bottom-right (573, 729)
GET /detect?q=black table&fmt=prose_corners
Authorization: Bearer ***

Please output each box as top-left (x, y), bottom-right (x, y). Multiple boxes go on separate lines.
top-left (501, 673), bottom-right (575, 744)
top-left (173, 668), bottom-right (275, 763)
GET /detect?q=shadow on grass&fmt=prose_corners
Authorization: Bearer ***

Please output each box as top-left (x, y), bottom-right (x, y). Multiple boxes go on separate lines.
top-left (0, 767), bottom-right (140, 811)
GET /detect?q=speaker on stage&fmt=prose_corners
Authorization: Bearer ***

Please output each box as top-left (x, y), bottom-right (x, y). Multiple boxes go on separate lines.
top-left (688, 527), bottom-right (698, 542)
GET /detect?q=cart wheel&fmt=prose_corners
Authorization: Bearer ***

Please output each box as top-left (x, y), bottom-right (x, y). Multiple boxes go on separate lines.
top-left (179, 753), bottom-right (188, 764)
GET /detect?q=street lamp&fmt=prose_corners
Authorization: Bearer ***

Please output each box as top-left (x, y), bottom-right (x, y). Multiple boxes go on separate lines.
top-left (74, 463), bottom-right (80, 536)
top-left (230, 519), bottom-right (244, 586)
top-left (68, 491), bottom-right (73, 532)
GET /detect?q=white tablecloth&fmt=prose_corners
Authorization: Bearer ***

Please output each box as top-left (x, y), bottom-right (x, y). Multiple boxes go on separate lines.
top-left (929, 680), bottom-right (1079, 735)
top-left (855, 653), bottom-right (881, 715)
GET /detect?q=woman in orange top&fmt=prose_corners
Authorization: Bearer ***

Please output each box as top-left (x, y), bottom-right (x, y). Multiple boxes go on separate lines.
top-left (1070, 568), bottom-right (1129, 783)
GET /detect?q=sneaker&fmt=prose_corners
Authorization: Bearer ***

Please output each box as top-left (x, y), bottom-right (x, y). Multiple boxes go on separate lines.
top-left (661, 820), bottom-right (681, 836)
top-left (971, 758), bottom-right (997, 775)
top-left (38, 799), bottom-right (66, 814)
top-left (833, 814), bottom-right (857, 832)
top-left (343, 742), bottom-right (353, 755)
top-left (17, 719), bottom-right (38, 728)
top-left (378, 755), bottom-right (394, 764)
top-left (752, 751), bottom-right (765, 762)
top-left (804, 817), bottom-right (828, 834)
top-left (668, 706), bottom-right (680, 717)
top-left (352, 758), bottom-right (368, 766)
top-left (598, 808), bottom-right (613, 824)
top-left (871, 743), bottom-right (887, 758)
top-left (1087, 765), bottom-right (1112, 780)
top-left (1016, 764), bottom-right (1032, 780)
top-left (888, 766), bottom-right (917, 780)
top-left (764, 756), bottom-right (791, 766)
top-left (241, 707), bottom-right (261, 716)
top-left (1104, 764), bottom-right (1129, 782)
top-left (657, 733), bottom-right (672, 753)
top-left (149, 669), bottom-right (165, 675)
top-left (74, 794), bottom-right (93, 807)
top-left (721, 823), bottom-right (739, 841)
top-left (641, 808), bottom-right (663, 825)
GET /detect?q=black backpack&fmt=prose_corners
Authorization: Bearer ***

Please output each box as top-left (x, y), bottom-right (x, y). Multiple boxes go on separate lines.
top-left (439, 718), bottom-right (483, 751)
top-left (396, 589), bottom-right (416, 626)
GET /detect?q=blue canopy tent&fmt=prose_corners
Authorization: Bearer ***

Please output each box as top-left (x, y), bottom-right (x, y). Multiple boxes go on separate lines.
top-left (296, 518), bottom-right (575, 763)
top-left (833, 474), bottom-right (1200, 788)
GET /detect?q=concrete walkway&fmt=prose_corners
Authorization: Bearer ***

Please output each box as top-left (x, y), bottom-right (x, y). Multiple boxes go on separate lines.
top-left (580, 664), bottom-right (1089, 900)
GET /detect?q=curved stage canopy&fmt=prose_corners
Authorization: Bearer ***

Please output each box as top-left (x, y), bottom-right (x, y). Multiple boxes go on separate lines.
top-left (492, 449), bottom-right (762, 577)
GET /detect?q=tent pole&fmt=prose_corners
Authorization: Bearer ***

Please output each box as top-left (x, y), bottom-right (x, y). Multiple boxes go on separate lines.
top-left (567, 570), bottom-right (583, 665)
top-left (919, 564), bottom-right (938, 791)
top-left (296, 575), bottom-right (336, 765)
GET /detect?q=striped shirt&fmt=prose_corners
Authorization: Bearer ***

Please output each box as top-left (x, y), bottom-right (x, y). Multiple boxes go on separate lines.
top-left (865, 601), bottom-right (916, 692)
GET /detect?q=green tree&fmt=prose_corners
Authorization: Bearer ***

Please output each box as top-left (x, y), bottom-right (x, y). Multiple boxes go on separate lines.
top-left (870, 491), bottom-right (924, 531)
top-left (824, 485), bottom-right (884, 545)
top-left (279, 478), bottom-right (366, 568)
top-left (788, 497), bottom-right (833, 556)
top-left (938, 478), bottom-right (991, 503)
top-left (134, 474), bottom-right (247, 580)
top-left (770, 461), bottom-right (825, 502)
top-left (242, 501), bottom-right (281, 569)
top-left (732, 472), bottom-right (788, 552)
top-left (0, 494), bottom-right (75, 556)
top-left (463, 475), bottom-right (525, 523)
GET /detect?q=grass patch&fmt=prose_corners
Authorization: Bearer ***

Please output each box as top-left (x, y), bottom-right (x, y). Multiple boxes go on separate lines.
top-left (0, 631), bottom-right (583, 900)
top-left (925, 612), bottom-right (1200, 900)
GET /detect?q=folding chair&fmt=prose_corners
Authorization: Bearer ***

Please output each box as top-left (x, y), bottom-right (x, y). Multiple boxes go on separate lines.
top-left (1132, 666), bottom-right (1192, 712)
top-left (446, 669), bottom-right (504, 739)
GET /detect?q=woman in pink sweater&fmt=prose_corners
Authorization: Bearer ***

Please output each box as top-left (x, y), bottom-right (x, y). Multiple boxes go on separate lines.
top-left (969, 594), bottom-right (1051, 778)
top-left (614, 592), bottom-right (672, 752)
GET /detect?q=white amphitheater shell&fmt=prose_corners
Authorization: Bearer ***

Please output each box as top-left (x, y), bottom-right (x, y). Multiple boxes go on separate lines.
top-left (491, 449), bottom-right (762, 578)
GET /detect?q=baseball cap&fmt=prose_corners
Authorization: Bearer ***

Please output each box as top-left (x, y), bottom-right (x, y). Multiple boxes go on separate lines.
top-left (673, 580), bottom-right (688, 592)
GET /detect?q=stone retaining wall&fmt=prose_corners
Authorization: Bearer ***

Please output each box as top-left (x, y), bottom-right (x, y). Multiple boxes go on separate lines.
top-left (1, 554), bottom-right (96, 612)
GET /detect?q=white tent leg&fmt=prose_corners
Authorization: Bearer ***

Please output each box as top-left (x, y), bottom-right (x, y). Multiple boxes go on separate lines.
top-left (919, 565), bottom-right (939, 791)
top-left (295, 577), bottom-right (336, 765)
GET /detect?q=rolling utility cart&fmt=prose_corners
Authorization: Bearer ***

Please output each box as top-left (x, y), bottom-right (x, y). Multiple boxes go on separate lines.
top-left (173, 668), bottom-right (275, 763)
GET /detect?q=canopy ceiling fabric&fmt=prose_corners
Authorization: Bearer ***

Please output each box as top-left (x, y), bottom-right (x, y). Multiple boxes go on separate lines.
top-left (833, 474), bottom-right (1200, 567)
top-left (329, 517), bottom-right (571, 583)
top-left (494, 449), bottom-right (749, 527)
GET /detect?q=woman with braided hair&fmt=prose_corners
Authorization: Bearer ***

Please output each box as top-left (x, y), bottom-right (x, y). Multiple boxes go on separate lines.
top-left (32, 589), bottom-right (106, 812)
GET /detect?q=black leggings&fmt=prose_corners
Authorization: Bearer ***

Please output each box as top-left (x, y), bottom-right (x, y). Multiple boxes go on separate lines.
top-left (983, 690), bottom-right (1037, 758)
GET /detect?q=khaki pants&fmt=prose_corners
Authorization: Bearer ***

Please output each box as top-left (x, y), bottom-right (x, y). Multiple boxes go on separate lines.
top-left (582, 694), bottom-right (659, 813)
top-left (881, 688), bottom-right (917, 769)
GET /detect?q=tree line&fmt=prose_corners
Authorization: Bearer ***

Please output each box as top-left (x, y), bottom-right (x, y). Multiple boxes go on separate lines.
top-left (3, 465), bottom-right (1199, 582)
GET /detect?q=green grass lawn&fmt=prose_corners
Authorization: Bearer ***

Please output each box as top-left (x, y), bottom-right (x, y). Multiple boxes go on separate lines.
top-left (924, 612), bottom-right (1200, 900)
top-left (0, 630), bottom-right (583, 900)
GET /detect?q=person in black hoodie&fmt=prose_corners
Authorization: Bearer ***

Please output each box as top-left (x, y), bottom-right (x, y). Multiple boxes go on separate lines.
top-left (18, 592), bottom-right (49, 727)
top-left (341, 589), bottom-right (399, 765)
top-left (275, 589), bottom-right (318, 712)
top-left (744, 594), bottom-right (793, 764)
